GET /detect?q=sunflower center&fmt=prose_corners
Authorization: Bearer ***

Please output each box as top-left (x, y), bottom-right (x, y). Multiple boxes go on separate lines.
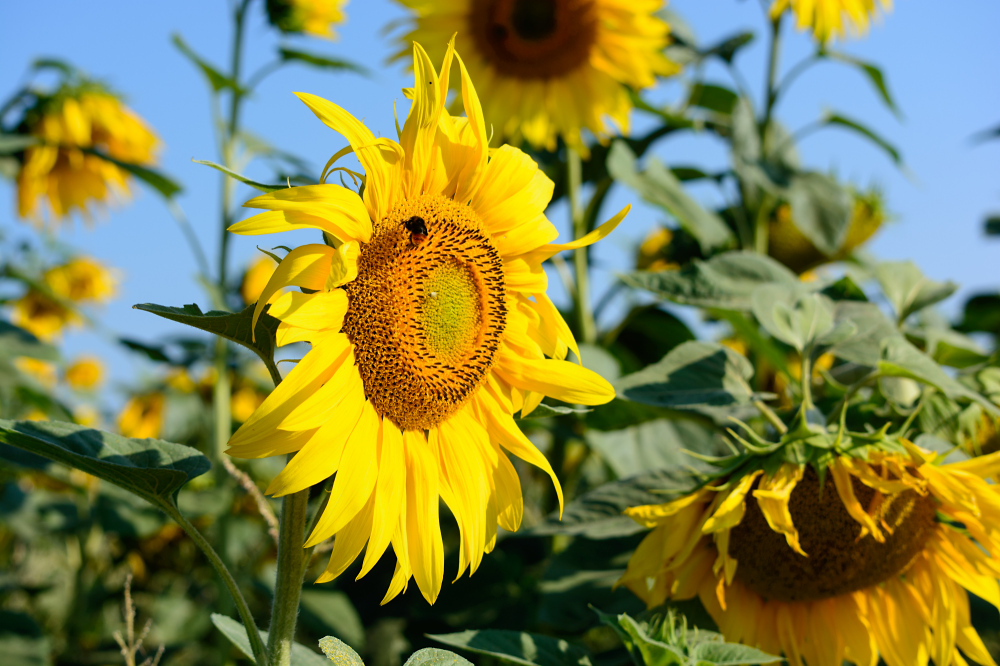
top-left (342, 194), bottom-right (506, 431)
top-left (728, 466), bottom-right (937, 602)
top-left (470, 0), bottom-right (597, 79)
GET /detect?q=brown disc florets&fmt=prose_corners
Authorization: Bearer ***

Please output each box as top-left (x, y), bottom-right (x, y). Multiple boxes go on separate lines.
top-left (342, 194), bottom-right (506, 431)
top-left (729, 466), bottom-right (938, 602)
top-left (469, 0), bottom-right (597, 78)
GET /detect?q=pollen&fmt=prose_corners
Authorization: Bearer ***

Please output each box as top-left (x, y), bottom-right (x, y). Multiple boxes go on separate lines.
top-left (342, 194), bottom-right (506, 431)
top-left (728, 465), bottom-right (937, 602)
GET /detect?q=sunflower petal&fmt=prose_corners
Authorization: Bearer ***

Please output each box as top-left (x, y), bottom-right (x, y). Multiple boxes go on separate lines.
top-left (495, 345), bottom-right (614, 405)
top-left (252, 244), bottom-right (335, 334)
top-left (404, 428), bottom-right (444, 604)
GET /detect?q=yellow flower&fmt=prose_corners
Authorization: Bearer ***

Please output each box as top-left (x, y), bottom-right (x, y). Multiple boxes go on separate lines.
top-left (621, 443), bottom-right (1000, 666)
top-left (228, 40), bottom-right (623, 604)
top-left (73, 405), bottom-right (101, 427)
top-left (14, 357), bottom-right (57, 389)
top-left (266, 0), bottom-right (347, 39)
top-left (636, 226), bottom-right (679, 271)
top-left (16, 88), bottom-right (159, 224)
top-left (65, 356), bottom-right (104, 390)
top-left (394, 0), bottom-right (680, 155)
top-left (117, 393), bottom-right (165, 439)
top-left (240, 255), bottom-right (279, 306)
top-left (10, 256), bottom-right (118, 340)
top-left (768, 188), bottom-right (886, 274)
top-left (770, 0), bottom-right (892, 43)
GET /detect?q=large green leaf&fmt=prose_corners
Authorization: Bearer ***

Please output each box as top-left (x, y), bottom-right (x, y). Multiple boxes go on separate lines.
top-left (0, 613), bottom-right (50, 666)
top-left (318, 636), bottom-right (365, 666)
top-left (586, 419), bottom-right (727, 478)
top-left (0, 419), bottom-right (210, 510)
top-left (687, 83), bottom-right (738, 115)
top-left (211, 614), bottom-right (329, 666)
top-left (622, 252), bottom-right (798, 311)
top-left (299, 590), bottom-right (365, 651)
top-left (134, 302), bottom-right (282, 385)
top-left (616, 341), bottom-right (755, 409)
top-left (787, 171), bottom-right (852, 256)
top-left (608, 141), bottom-right (734, 253)
top-left (751, 286), bottom-right (851, 352)
top-left (829, 301), bottom-right (899, 367)
top-left (879, 337), bottom-right (996, 411)
top-left (428, 630), bottom-right (592, 666)
top-left (875, 261), bottom-right (957, 323)
top-left (403, 649), bottom-right (474, 666)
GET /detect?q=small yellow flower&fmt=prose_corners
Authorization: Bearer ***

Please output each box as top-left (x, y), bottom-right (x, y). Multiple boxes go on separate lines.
top-left (65, 356), bottom-right (104, 390)
top-left (395, 0), bottom-right (680, 155)
top-left (636, 226), bottom-right (679, 271)
top-left (231, 385), bottom-right (267, 423)
top-left (165, 369), bottom-right (196, 393)
top-left (117, 393), bottom-right (165, 439)
top-left (770, 0), bottom-right (892, 43)
top-left (240, 255), bottom-right (278, 306)
top-left (266, 0), bottom-right (347, 39)
top-left (13, 357), bottom-right (58, 389)
top-left (16, 87), bottom-right (159, 225)
top-left (622, 443), bottom-right (1000, 666)
top-left (10, 257), bottom-right (118, 340)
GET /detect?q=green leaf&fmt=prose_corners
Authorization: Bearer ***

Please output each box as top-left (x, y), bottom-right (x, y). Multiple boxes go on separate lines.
top-left (518, 403), bottom-right (592, 419)
top-left (615, 341), bottom-right (755, 409)
top-left (133, 302), bottom-right (282, 385)
top-left (875, 261), bottom-right (957, 322)
top-left (701, 32), bottom-right (755, 64)
top-left (984, 216), bottom-right (1000, 236)
top-left (787, 171), bottom-right (852, 256)
top-left (404, 649), bottom-right (474, 666)
top-left (605, 305), bottom-right (696, 375)
top-left (299, 590), bottom-right (365, 651)
top-left (608, 141), bottom-right (734, 253)
top-left (830, 302), bottom-right (899, 367)
top-left (211, 614), bottom-right (329, 666)
top-left (821, 275), bottom-right (868, 302)
top-left (904, 326), bottom-right (989, 369)
top-left (81, 147), bottom-right (182, 198)
top-left (751, 286), bottom-right (840, 352)
top-left (958, 294), bottom-right (1000, 335)
top-left (0, 133), bottom-right (38, 154)
top-left (193, 159), bottom-right (284, 193)
top-left (318, 636), bottom-right (365, 666)
top-left (172, 34), bottom-right (239, 93)
top-left (428, 630), bottom-right (592, 666)
top-left (689, 641), bottom-right (783, 665)
top-left (0, 419), bottom-right (210, 511)
top-left (688, 84), bottom-right (738, 115)
top-left (622, 251), bottom-right (798, 311)
top-left (824, 50), bottom-right (900, 116)
top-left (595, 610), bottom-right (684, 666)
top-left (278, 48), bottom-right (370, 77)
top-left (586, 419), bottom-right (727, 478)
top-left (971, 123), bottom-right (1000, 145)
top-left (822, 112), bottom-right (902, 165)
top-left (0, 321), bottom-right (59, 362)
top-left (879, 337), bottom-right (996, 411)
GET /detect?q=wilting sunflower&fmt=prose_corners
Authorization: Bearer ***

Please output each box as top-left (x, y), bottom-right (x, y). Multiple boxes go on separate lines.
top-left (227, 39), bottom-right (623, 604)
top-left (394, 0), bottom-right (680, 155)
top-left (266, 0), bottom-right (347, 39)
top-left (11, 256), bottom-right (118, 340)
top-left (15, 85), bottom-right (159, 224)
top-left (770, 0), bottom-right (892, 43)
top-left (621, 440), bottom-right (1000, 666)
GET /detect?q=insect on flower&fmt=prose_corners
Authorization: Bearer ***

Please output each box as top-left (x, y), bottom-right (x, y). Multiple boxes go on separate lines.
top-left (404, 215), bottom-right (429, 246)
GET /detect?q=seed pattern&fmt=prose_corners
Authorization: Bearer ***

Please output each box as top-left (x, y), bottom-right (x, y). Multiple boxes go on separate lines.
top-left (343, 194), bottom-right (507, 431)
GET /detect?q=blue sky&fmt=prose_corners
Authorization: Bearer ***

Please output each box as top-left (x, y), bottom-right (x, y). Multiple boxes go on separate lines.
top-left (1, 0), bottom-right (998, 401)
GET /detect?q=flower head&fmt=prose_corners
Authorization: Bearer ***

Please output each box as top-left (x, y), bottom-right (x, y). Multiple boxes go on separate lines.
top-left (770, 0), bottom-right (892, 43)
top-left (266, 0), bottom-right (347, 39)
top-left (15, 84), bottom-right (159, 225)
top-left (228, 39), bottom-right (624, 604)
top-left (11, 257), bottom-right (118, 340)
top-left (117, 393), bottom-right (166, 439)
top-left (65, 356), bottom-right (105, 390)
top-left (621, 442), bottom-right (1000, 666)
top-left (394, 0), bottom-right (680, 155)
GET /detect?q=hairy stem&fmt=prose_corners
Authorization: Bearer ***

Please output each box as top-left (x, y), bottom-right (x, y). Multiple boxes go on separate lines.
top-left (266, 488), bottom-right (310, 666)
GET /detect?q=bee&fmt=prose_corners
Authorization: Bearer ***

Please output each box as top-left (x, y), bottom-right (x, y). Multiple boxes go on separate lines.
top-left (404, 216), bottom-right (428, 247)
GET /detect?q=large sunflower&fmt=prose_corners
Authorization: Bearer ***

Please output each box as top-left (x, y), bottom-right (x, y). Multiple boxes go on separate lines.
top-left (227, 40), bottom-right (622, 604)
top-left (394, 0), bottom-right (679, 155)
top-left (621, 442), bottom-right (1000, 666)
top-left (770, 0), bottom-right (892, 43)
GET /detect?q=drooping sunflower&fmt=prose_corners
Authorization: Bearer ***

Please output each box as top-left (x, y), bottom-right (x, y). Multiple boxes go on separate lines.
top-left (15, 86), bottom-right (159, 224)
top-left (621, 441), bottom-right (1000, 666)
top-left (227, 40), bottom-right (623, 604)
top-left (770, 0), bottom-right (892, 43)
top-left (266, 0), bottom-right (347, 39)
top-left (394, 0), bottom-right (680, 155)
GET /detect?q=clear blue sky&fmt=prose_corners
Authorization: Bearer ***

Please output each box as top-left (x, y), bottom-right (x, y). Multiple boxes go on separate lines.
top-left (1, 0), bottom-right (998, 401)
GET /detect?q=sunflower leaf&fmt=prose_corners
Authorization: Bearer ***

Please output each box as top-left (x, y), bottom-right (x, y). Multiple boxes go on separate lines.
top-left (192, 159), bottom-right (284, 193)
top-left (278, 48), bottom-right (371, 77)
top-left (404, 649), bottom-right (474, 666)
top-left (821, 112), bottom-right (903, 166)
top-left (172, 34), bottom-right (241, 93)
top-left (133, 302), bottom-right (282, 386)
top-left (428, 630), bottom-right (592, 666)
top-left (211, 614), bottom-right (328, 666)
top-left (786, 171), bottom-right (852, 256)
top-left (0, 419), bottom-right (209, 511)
top-left (822, 50), bottom-right (900, 117)
top-left (879, 337), bottom-right (997, 413)
top-left (875, 260), bottom-right (957, 323)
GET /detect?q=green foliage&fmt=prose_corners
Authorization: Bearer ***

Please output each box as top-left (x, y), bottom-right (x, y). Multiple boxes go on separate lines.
top-left (428, 630), bottom-right (592, 666)
top-left (212, 614), bottom-right (329, 665)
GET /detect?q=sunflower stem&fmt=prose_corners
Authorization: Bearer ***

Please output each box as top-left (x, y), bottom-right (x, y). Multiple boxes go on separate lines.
top-left (568, 147), bottom-right (596, 345)
top-left (760, 11), bottom-right (784, 146)
top-left (266, 488), bottom-right (309, 666)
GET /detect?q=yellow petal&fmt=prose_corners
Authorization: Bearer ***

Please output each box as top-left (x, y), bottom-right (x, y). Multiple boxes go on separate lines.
top-left (252, 244), bottom-right (336, 334)
top-left (404, 428), bottom-right (444, 604)
top-left (276, 361), bottom-right (361, 432)
top-left (243, 184), bottom-right (371, 241)
top-left (267, 289), bottom-right (348, 332)
top-left (524, 205), bottom-right (630, 262)
top-left (831, 457), bottom-right (884, 542)
top-left (702, 471), bottom-right (762, 534)
top-left (493, 448), bottom-right (523, 532)
top-left (495, 345), bottom-right (614, 405)
top-left (753, 464), bottom-right (806, 556)
top-left (314, 492), bottom-right (375, 584)
top-left (328, 241), bottom-right (359, 288)
top-left (359, 418), bottom-right (406, 577)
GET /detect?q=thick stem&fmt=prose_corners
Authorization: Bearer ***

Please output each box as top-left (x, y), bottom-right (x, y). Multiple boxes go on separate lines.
top-left (213, 337), bottom-right (232, 462)
top-left (266, 489), bottom-right (310, 666)
top-left (567, 148), bottom-right (596, 345)
top-left (163, 503), bottom-right (267, 665)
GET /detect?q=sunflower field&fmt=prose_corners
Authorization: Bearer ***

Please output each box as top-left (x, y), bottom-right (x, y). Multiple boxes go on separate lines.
top-left (2, 1), bottom-right (999, 665)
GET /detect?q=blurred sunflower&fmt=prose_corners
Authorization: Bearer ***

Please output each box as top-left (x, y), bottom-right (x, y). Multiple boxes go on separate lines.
top-left (65, 356), bottom-right (104, 390)
top-left (266, 0), bottom-right (347, 39)
top-left (770, 0), bottom-right (892, 43)
top-left (15, 84), bottom-right (159, 225)
top-left (11, 256), bottom-right (118, 340)
top-left (227, 39), bottom-right (623, 604)
top-left (13, 357), bottom-right (57, 389)
top-left (621, 442), bottom-right (1000, 666)
top-left (394, 0), bottom-right (680, 155)
top-left (240, 255), bottom-right (279, 306)
top-left (635, 226), bottom-right (679, 271)
top-left (117, 392), bottom-right (166, 439)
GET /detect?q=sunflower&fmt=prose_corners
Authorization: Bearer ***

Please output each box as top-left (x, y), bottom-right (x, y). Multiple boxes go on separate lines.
top-left (10, 256), bottom-right (118, 340)
top-left (16, 86), bottom-right (159, 224)
top-left (118, 393), bottom-right (166, 439)
top-left (770, 0), bottom-right (892, 43)
top-left (65, 356), bottom-right (105, 390)
top-left (394, 0), bottom-right (679, 155)
top-left (621, 441), bottom-right (1000, 666)
top-left (266, 0), bottom-right (347, 39)
top-left (240, 255), bottom-right (279, 306)
top-left (226, 39), bottom-right (622, 604)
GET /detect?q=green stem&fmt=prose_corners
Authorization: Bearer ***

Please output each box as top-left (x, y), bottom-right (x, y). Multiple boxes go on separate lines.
top-left (163, 503), bottom-right (267, 665)
top-left (266, 489), bottom-right (310, 666)
top-left (754, 399), bottom-right (788, 435)
top-left (213, 337), bottom-right (232, 462)
top-left (567, 147), bottom-right (596, 345)
top-left (760, 12), bottom-right (784, 146)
